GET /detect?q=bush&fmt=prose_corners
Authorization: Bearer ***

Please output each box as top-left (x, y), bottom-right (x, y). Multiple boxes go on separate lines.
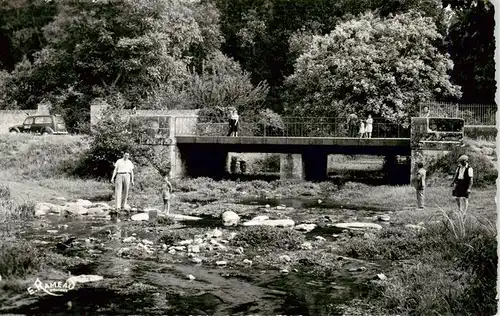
top-left (231, 226), bottom-right (305, 250)
top-left (426, 144), bottom-right (497, 187)
top-left (252, 154), bottom-right (280, 173)
top-left (464, 125), bottom-right (497, 140)
top-left (0, 239), bottom-right (43, 277)
top-left (0, 185), bottom-right (10, 200)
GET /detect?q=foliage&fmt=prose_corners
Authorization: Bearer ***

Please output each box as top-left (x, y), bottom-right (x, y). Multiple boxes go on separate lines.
top-left (0, 239), bottom-right (43, 278)
top-left (0, 185), bottom-right (11, 200)
top-left (426, 143), bottom-right (497, 187)
top-left (284, 11), bottom-right (461, 122)
top-left (464, 125), bottom-right (497, 141)
top-left (231, 226), bottom-right (305, 250)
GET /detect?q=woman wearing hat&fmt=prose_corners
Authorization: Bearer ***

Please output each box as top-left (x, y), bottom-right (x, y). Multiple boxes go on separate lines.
top-left (451, 155), bottom-right (473, 213)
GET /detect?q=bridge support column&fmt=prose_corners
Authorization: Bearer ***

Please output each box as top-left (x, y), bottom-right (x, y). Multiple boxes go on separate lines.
top-left (280, 154), bottom-right (304, 180)
top-left (302, 151), bottom-right (328, 181)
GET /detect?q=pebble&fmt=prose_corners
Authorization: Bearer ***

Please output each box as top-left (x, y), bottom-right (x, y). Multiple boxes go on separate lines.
top-left (243, 259), bottom-right (252, 265)
top-left (188, 245), bottom-right (200, 253)
top-left (377, 273), bottom-right (387, 280)
top-left (315, 236), bottom-right (326, 241)
top-left (187, 274), bottom-right (196, 281)
top-left (317, 199), bottom-right (323, 204)
top-left (332, 234), bottom-right (340, 238)
top-left (216, 260), bottom-right (227, 266)
top-left (280, 269), bottom-right (289, 274)
top-left (265, 204), bottom-right (270, 208)
top-left (168, 249), bottom-right (176, 255)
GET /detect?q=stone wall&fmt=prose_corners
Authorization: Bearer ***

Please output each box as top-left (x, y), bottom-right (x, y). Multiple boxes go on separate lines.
top-left (0, 102), bottom-right (52, 134)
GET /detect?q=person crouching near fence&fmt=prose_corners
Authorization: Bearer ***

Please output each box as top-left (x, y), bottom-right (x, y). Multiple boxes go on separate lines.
top-left (227, 108), bottom-right (239, 137)
top-left (451, 155), bottom-right (473, 214)
top-left (110, 152), bottom-right (135, 213)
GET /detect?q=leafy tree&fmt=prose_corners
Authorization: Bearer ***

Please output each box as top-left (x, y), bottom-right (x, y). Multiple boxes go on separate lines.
top-left (284, 11), bottom-right (461, 122)
top-left (444, 0), bottom-right (495, 104)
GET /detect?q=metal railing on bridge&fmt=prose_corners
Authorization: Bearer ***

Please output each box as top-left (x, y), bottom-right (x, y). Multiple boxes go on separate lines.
top-left (174, 117), bottom-right (410, 138)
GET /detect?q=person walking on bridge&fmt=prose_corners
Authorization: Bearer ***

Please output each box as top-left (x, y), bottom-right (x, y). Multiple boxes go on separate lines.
top-left (111, 152), bottom-right (135, 212)
top-left (227, 108), bottom-right (239, 137)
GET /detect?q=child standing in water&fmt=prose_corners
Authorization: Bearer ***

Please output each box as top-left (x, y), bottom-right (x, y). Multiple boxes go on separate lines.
top-left (161, 175), bottom-right (173, 215)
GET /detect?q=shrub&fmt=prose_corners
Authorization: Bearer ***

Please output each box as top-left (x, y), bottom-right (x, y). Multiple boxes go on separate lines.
top-left (231, 226), bottom-right (305, 250)
top-left (252, 154), bottom-right (281, 173)
top-left (464, 125), bottom-right (496, 140)
top-left (0, 185), bottom-right (10, 200)
top-left (426, 143), bottom-right (497, 187)
top-left (0, 239), bottom-right (43, 277)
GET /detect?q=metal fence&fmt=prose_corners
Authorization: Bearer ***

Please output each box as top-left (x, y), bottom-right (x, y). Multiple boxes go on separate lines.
top-left (420, 102), bottom-right (496, 126)
top-left (174, 116), bottom-right (410, 138)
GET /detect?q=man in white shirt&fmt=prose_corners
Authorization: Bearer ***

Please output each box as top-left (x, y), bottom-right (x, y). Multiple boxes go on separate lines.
top-left (451, 155), bottom-right (473, 213)
top-left (414, 162), bottom-right (426, 209)
top-left (111, 152), bottom-right (135, 211)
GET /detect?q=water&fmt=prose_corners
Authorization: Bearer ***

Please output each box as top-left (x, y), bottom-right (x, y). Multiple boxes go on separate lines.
top-left (0, 198), bottom-right (389, 315)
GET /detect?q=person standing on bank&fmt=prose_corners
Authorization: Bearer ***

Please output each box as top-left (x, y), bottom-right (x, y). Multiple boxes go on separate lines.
top-left (365, 114), bottom-right (373, 138)
top-left (161, 174), bottom-right (173, 215)
top-left (227, 108), bottom-right (239, 137)
top-left (451, 155), bottom-right (473, 213)
top-left (110, 152), bottom-right (135, 212)
top-left (414, 162), bottom-right (426, 209)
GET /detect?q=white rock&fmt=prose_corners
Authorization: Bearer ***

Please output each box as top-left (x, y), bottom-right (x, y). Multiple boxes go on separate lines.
top-left (295, 224), bottom-right (316, 233)
top-left (405, 224), bottom-right (426, 231)
top-left (212, 228), bottom-right (223, 238)
top-left (377, 273), bottom-right (387, 280)
top-left (332, 234), bottom-right (340, 238)
top-left (216, 260), bottom-right (227, 266)
top-left (67, 275), bottom-right (103, 284)
top-left (265, 204), bottom-right (270, 208)
top-left (188, 245), bottom-right (200, 253)
top-left (348, 267), bottom-right (367, 272)
top-left (178, 239), bottom-right (193, 245)
top-left (131, 213), bottom-right (149, 221)
top-left (187, 274), bottom-right (196, 281)
top-left (142, 239), bottom-right (153, 245)
top-left (331, 222), bottom-right (383, 230)
top-left (46, 230), bottom-right (58, 234)
top-left (75, 199), bottom-right (93, 208)
top-left (228, 232), bottom-right (238, 240)
top-left (243, 219), bottom-right (295, 228)
top-left (280, 269), bottom-right (289, 274)
top-left (171, 246), bottom-right (185, 251)
top-left (276, 205), bottom-right (286, 210)
top-left (279, 255), bottom-right (291, 262)
top-left (235, 247), bottom-right (244, 254)
top-left (65, 202), bottom-right (88, 215)
top-left (301, 242), bottom-right (313, 250)
top-left (243, 259), bottom-right (252, 265)
top-left (377, 215), bottom-right (391, 222)
top-left (222, 211), bottom-right (240, 227)
top-left (34, 203), bottom-right (63, 216)
top-left (168, 249), bottom-right (176, 255)
top-left (191, 258), bottom-right (202, 264)
top-left (251, 215), bottom-right (270, 222)
top-left (92, 202), bottom-right (111, 209)
top-left (166, 214), bottom-right (203, 221)
top-left (318, 199), bottom-right (323, 204)
top-left (162, 244), bottom-right (168, 250)
top-left (315, 236), bottom-right (326, 242)
top-left (194, 238), bottom-right (204, 244)
top-left (123, 236), bottom-right (136, 243)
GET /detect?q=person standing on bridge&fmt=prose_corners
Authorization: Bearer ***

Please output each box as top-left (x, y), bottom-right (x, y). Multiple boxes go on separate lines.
top-left (227, 108), bottom-right (239, 137)
top-left (347, 113), bottom-right (358, 137)
top-left (414, 162), bottom-right (426, 209)
top-left (110, 152), bottom-right (135, 212)
top-left (451, 155), bottom-right (473, 214)
top-left (365, 115), bottom-right (373, 138)
top-left (358, 118), bottom-right (365, 138)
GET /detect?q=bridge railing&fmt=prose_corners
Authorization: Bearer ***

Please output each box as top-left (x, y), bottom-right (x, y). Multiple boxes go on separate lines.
top-left (174, 116), bottom-right (410, 138)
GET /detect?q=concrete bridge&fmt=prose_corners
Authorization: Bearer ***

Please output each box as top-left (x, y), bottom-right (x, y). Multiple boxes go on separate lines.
top-left (133, 116), bottom-right (464, 182)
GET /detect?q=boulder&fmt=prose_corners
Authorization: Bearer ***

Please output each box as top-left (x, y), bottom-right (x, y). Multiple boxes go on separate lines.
top-left (377, 215), bottom-right (391, 222)
top-left (65, 203), bottom-right (88, 215)
top-left (75, 199), bottom-right (93, 208)
top-left (67, 275), bottom-right (103, 284)
top-left (86, 208), bottom-right (108, 216)
top-left (131, 213), bottom-right (149, 221)
top-left (330, 222), bottom-right (383, 230)
top-left (222, 211), bottom-right (240, 227)
top-left (35, 202), bottom-right (64, 216)
top-left (294, 224), bottom-right (316, 233)
top-left (242, 219), bottom-right (295, 228)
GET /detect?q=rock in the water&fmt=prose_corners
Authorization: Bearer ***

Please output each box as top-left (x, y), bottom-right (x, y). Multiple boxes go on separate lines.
top-left (315, 236), bottom-right (326, 242)
top-left (405, 224), bottom-right (426, 231)
top-left (235, 247), bottom-right (244, 254)
top-left (171, 246), bottom-right (185, 251)
top-left (242, 219), bottom-right (295, 228)
top-left (295, 224), bottom-right (316, 233)
top-left (92, 202), bottom-right (111, 209)
top-left (123, 237), bottom-right (136, 243)
top-left (243, 259), bottom-right (252, 265)
top-left (187, 274), bottom-right (196, 281)
top-left (279, 255), bottom-right (291, 262)
top-left (75, 199), bottom-right (93, 208)
top-left (265, 204), bottom-right (271, 208)
top-left (377, 215), bottom-right (391, 222)
top-left (191, 258), bottom-right (202, 264)
top-left (211, 228), bottom-right (223, 238)
top-left (65, 203), bottom-right (88, 215)
top-left (348, 267), bottom-right (367, 272)
top-left (142, 239), bottom-right (153, 245)
top-left (222, 211), bottom-right (240, 227)
top-left (331, 222), bottom-right (383, 230)
top-left (376, 273), bottom-right (387, 280)
top-left (301, 242), bottom-right (313, 250)
top-left (276, 205), bottom-right (286, 210)
top-left (165, 214), bottom-right (203, 221)
top-left (131, 213), bottom-right (149, 221)
top-left (179, 239), bottom-right (193, 245)
top-left (86, 208), bottom-right (107, 216)
top-left (280, 269), bottom-right (289, 274)
top-left (251, 215), bottom-right (270, 222)
top-left (216, 260), bottom-right (227, 266)
top-left (188, 245), bottom-right (200, 253)
top-left (67, 275), bottom-right (103, 284)
top-left (168, 249), bottom-right (176, 255)
top-left (35, 202), bottom-right (64, 216)
top-left (317, 199), bottom-right (323, 204)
